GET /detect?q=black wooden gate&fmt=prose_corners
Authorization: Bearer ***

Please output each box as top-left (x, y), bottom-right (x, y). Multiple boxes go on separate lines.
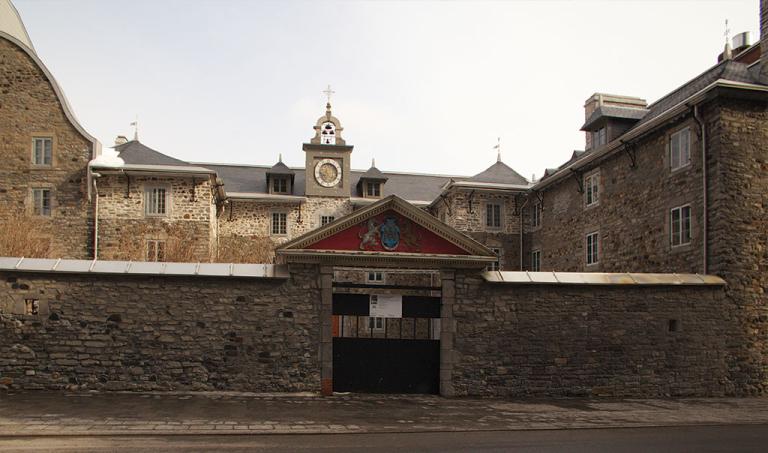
top-left (332, 293), bottom-right (441, 394)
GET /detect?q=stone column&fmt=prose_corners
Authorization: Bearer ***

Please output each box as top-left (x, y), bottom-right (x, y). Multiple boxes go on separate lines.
top-left (440, 269), bottom-right (456, 396)
top-left (319, 265), bottom-right (334, 396)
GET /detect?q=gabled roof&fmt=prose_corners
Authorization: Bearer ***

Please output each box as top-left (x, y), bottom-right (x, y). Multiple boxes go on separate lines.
top-left (267, 160), bottom-right (295, 175)
top-left (115, 140), bottom-right (191, 166)
top-left (358, 164), bottom-right (387, 181)
top-left (277, 195), bottom-right (496, 268)
top-left (468, 160), bottom-right (529, 185)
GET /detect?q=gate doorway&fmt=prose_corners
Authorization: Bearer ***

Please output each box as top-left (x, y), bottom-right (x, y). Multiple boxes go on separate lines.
top-left (331, 292), bottom-right (441, 394)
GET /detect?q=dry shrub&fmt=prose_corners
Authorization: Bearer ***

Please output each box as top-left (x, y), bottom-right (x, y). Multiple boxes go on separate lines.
top-left (216, 235), bottom-right (275, 263)
top-left (0, 215), bottom-right (53, 258)
top-left (105, 222), bottom-right (206, 262)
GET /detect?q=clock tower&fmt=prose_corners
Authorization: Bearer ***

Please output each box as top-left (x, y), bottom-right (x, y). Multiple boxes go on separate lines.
top-left (303, 96), bottom-right (353, 197)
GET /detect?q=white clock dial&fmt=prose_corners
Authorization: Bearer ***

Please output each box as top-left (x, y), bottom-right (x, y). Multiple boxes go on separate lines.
top-left (314, 158), bottom-right (342, 187)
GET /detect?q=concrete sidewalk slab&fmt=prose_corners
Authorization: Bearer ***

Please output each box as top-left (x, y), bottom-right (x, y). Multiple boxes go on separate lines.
top-left (0, 392), bottom-right (767, 437)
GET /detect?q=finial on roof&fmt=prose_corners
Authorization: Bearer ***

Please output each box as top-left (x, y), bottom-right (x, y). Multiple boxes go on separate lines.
top-left (130, 116), bottom-right (139, 141)
top-left (723, 19), bottom-right (733, 60)
top-left (323, 84), bottom-right (335, 114)
top-left (494, 137), bottom-right (501, 162)
top-left (278, 153), bottom-right (283, 163)
top-left (372, 158), bottom-right (376, 168)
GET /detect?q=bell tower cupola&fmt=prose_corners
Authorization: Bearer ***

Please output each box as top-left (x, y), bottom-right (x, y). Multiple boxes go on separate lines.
top-left (303, 86), bottom-right (353, 198)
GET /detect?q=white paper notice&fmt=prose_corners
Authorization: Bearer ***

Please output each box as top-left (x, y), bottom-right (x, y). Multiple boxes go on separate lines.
top-left (369, 294), bottom-right (403, 318)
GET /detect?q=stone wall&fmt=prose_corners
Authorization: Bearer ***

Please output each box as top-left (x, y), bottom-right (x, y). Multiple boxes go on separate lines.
top-left (96, 174), bottom-right (215, 261)
top-left (0, 264), bottom-right (320, 392)
top-left (0, 37), bottom-right (94, 259)
top-left (451, 271), bottom-right (742, 397)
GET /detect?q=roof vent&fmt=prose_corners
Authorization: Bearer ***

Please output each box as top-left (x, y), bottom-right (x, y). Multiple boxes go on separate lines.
top-left (114, 135), bottom-right (128, 146)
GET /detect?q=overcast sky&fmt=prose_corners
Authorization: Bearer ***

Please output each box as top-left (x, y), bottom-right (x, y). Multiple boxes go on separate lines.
top-left (15, 0), bottom-right (760, 179)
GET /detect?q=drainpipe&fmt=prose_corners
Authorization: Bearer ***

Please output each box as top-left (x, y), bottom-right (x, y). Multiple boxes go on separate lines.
top-left (91, 172), bottom-right (102, 260)
top-left (519, 196), bottom-right (530, 271)
top-left (692, 105), bottom-right (708, 274)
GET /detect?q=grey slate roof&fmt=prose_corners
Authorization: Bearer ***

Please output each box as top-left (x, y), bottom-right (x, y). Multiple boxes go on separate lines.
top-left (468, 161), bottom-right (529, 185)
top-left (267, 160), bottom-right (294, 175)
top-left (115, 141), bottom-right (191, 166)
top-left (359, 165), bottom-right (387, 180)
top-left (581, 105), bottom-right (649, 131)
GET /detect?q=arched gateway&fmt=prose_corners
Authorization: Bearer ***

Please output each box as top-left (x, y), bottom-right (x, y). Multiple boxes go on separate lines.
top-left (277, 195), bottom-right (497, 395)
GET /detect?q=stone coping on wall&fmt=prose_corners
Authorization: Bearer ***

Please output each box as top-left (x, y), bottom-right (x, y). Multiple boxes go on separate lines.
top-left (0, 257), bottom-right (288, 279)
top-left (483, 271), bottom-right (726, 286)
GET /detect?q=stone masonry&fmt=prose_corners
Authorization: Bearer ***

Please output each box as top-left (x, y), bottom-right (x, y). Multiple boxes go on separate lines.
top-left (0, 264), bottom-right (320, 392)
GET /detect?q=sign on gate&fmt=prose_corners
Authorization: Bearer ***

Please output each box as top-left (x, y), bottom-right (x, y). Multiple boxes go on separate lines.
top-left (369, 294), bottom-right (402, 318)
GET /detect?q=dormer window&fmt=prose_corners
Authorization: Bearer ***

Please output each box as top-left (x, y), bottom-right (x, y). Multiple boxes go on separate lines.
top-left (272, 177), bottom-right (289, 194)
top-left (591, 127), bottom-right (607, 149)
top-left (321, 122), bottom-right (336, 145)
top-left (365, 181), bottom-right (381, 198)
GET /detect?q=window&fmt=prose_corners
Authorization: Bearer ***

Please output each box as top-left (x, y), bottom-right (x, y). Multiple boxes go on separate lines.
top-left (532, 201), bottom-right (542, 228)
top-left (271, 212), bottom-right (287, 235)
top-left (486, 247), bottom-right (501, 271)
top-left (145, 187), bottom-right (168, 216)
top-left (366, 182), bottom-right (381, 198)
top-left (592, 127), bottom-right (606, 148)
top-left (586, 231), bottom-right (599, 266)
top-left (670, 128), bottom-right (691, 170)
top-left (368, 317), bottom-right (384, 332)
top-left (486, 203), bottom-right (502, 229)
top-left (146, 240), bottom-right (166, 262)
top-left (321, 215), bottom-right (335, 226)
top-left (585, 173), bottom-right (599, 206)
top-left (272, 177), bottom-right (289, 194)
top-left (670, 205), bottom-right (692, 247)
top-left (25, 299), bottom-right (39, 315)
top-left (31, 188), bottom-right (52, 216)
top-left (366, 271), bottom-right (385, 284)
top-left (32, 137), bottom-right (52, 166)
top-left (531, 249), bottom-right (541, 271)
top-left (320, 121), bottom-right (336, 145)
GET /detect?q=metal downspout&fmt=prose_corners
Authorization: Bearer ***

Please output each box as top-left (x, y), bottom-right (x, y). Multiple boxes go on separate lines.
top-left (92, 173), bottom-right (101, 260)
top-left (693, 105), bottom-right (708, 274)
top-left (519, 197), bottom-right (530, 271)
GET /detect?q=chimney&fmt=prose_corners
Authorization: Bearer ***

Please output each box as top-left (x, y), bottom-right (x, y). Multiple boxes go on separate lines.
top-left (114, 135), bottom-right (128, 146)
top-left (583, 93), bottom-right (647, 149)
top-left (760, 0), bottom-right (768, 83)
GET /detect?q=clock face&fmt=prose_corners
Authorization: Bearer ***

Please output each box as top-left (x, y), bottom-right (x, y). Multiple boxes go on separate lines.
top-left (314, 158), bottom-right (342, 187)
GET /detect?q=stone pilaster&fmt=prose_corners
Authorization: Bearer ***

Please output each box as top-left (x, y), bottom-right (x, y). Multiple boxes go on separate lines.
top-left (440, 269), bottom-right (456, 396)
top-left (319, 265), bottom-right (334, 396)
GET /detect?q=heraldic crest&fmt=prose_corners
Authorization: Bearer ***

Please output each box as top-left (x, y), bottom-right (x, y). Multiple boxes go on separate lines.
top-left (358, 214), bottom-right (421, 252)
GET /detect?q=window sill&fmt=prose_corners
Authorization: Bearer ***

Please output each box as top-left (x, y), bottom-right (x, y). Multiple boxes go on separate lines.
top-left (670, 163), bottom-right (692, 174)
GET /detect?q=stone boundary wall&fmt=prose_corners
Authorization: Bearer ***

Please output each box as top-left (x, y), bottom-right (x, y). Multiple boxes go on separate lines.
top-left (451, 271), bottom-right (741, 397)
top-left (0, 264), bottom-right (320, 392)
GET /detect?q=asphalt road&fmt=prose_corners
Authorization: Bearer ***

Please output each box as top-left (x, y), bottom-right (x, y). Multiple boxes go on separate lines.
top-left (1, 425), bottom-right (767, 452)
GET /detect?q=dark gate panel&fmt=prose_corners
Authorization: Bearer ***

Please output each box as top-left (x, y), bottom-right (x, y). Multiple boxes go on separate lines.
top-left (333, 337), bottom-right (439, 394)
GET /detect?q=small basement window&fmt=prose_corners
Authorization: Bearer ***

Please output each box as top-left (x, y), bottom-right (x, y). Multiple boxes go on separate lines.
top-left (668, 319), bottom-right (680, 332)
top-left (25, 299), bottom-right (39, 315)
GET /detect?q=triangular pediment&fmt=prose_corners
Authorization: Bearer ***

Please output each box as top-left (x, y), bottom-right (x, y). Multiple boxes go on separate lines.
top-left (277, 195), bottom-right (496, 268)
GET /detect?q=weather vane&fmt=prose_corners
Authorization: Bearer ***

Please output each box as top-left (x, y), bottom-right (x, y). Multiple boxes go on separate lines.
top-left (130, 115), bottom-right (139, 141)
top-left (494, 137), bottom-right (501, 162)
top-left (725, 19), bottom-right (731, 44)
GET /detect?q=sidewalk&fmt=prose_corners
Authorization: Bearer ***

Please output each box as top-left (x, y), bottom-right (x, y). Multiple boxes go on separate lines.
top-left (1, 392), bottom-right (767, 436)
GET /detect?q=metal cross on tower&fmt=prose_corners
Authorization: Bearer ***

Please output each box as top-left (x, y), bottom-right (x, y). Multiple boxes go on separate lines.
top-left (323, 85), bottom-right (335, 105)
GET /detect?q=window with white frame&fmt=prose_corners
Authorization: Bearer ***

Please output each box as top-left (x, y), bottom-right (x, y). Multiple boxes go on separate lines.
top-left (486, 247), bottom-right (501, 271)
top-left (146, 240), bottom-right (166, 262)
top-left (670, 128), bottom-right (691, 170)
top-left (532, 201), bottom-right (542, 228)
top-left (32, 137), bottom-right (53, 166)
top-left (586, 231), bottom-right (599, 265)
top-left (272, 177), bottom-right (289, 194)
top-left (271, 212), bottom-right (287, 235)
top-left (365, 182), bottom-right (381, 198)
top-left (320, 215), bottom-right (335, 226)
top-left (531, 249), bottom-right (541, 271)
top-left (366, 271), bottom-right (385, 284)
top-left (670, 205), bottom-right (692, 247)
top-left (368, 316), bottom-right (384, 332)
top-left (486, 203), bottom-right (502, 229)
top-left (585, 172), bottom-right (599, 206)
top-left (144, 187), bottom-right (168, 216)
top-left (31, 188), bottom-right (52, 216)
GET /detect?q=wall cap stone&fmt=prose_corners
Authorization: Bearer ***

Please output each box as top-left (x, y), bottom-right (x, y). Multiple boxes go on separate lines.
top-left (483, 271), bottom-right (726, 286)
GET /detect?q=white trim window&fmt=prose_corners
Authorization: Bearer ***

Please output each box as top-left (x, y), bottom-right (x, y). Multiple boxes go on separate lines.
top-left (271, 212), bottom-right (288, 235)
top-left (146, 239), bottom-right (166, 262)
top-left (32, 137), bottom-right (53, 166)
top-left (31, 188), bottom-right (52, 216)
top-left (486, 247), bottom-right (501, 271)
top-left (670, 205), bottom-right (692, 247)
top-left (272, 177), bottom-right (289, 194)
top-left (366, 271), bottom-right (385, 284)
top-left (486, 203), bottom-right (502, 229)
top-left (586, 231), bottom-right (599, 266)
top-left (320, 215), bottom-right (335, 226)
top-left (145, 187), bottom-right (168, 216)
top-left (531, 249), bottom-right (541, 271)
top-left (532, 201), bottom-right (542, 228)
top-left (592, 127), bottom-right (607, 149)
top-left (670, 127), bottom-right (691, 171)
top-left (365, 182), bottom-right (381, 198)
top-left (368, 316), bottom-right (384, 332)
top-left (585, 172), bottom-right (599, 207)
